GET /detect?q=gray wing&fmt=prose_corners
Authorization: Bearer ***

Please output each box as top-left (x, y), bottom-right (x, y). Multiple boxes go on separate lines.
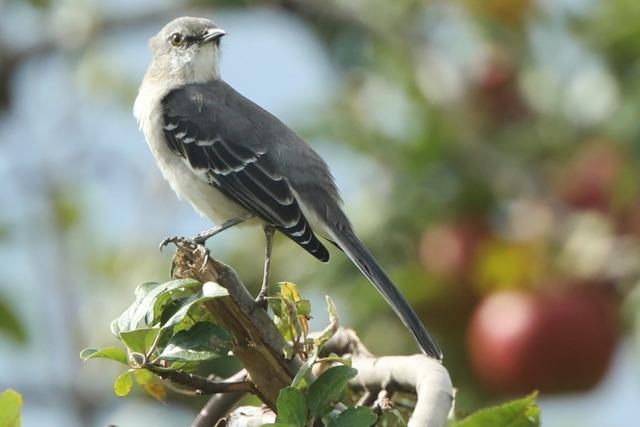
top-left (161, 80), bottom-right (330, 262)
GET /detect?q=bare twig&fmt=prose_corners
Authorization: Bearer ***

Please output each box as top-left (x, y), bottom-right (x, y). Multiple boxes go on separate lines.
top-left (145, 364), bottom-right (255, 395)
top-left (191, 370), bottom-right (249, 427)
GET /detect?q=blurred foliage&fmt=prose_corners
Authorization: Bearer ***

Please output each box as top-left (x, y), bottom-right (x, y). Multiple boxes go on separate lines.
top-left (452, 392), bottom-right (540, 427)
top-left (259, 0), bottom-right (640, 410)
top-left (0, 389), bottom-right (23, 427)
top-left (0, 294), bottom-right (28, 344)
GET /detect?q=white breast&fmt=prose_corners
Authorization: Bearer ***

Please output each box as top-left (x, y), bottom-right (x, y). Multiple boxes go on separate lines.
top-left (134, 82), bottom-right (250, 226)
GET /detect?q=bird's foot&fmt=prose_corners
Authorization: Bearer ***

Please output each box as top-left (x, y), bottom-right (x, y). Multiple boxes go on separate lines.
top-left (253, 292), bottom-right (269, 312)
top-left (160, 236), bottom-right (210, 275)
top-left (159, 235), bottom-right (190, 252)
top-left (159, 235), bottom-right (208, 251)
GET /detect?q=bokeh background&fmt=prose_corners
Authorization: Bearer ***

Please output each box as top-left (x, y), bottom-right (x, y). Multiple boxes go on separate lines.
top-left (2, 0), bottom-right (640, 425)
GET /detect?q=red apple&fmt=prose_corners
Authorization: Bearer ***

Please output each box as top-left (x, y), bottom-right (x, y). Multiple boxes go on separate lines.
top-left (558, 142), bottom-right (622, 212)
top-left (472, 54), bottom-right (529, 125)
top-left (419, 220), bottom-right (486, 280)
top-left (467, 284), bottom-right (618, 394)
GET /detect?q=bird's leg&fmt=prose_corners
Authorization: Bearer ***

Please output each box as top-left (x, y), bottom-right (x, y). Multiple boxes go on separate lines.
top-left (192, 212), bottom-right (253, 244)
top-left (159, 212), bottom-right (253, 251)
top-left (255, 225), bottom-right (275, 309)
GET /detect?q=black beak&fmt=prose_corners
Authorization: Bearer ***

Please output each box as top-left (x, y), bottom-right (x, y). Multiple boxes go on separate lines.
top-left (200, 28), bottom-right (226, 44)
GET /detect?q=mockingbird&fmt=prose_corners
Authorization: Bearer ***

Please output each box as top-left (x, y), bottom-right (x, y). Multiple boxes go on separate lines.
top-left (134, 16), bottom-right (442, 360)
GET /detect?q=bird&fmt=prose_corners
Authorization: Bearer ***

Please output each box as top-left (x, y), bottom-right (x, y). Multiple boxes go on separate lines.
top-left (134, 16), bottom-right (442, 360)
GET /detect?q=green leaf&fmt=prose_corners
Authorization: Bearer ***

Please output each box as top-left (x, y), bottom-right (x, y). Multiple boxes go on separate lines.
top-left (129, 283), bottom-right (175, 329)
top-left (295, 299), bottom-right (311, 316)
top-left (80, 346), bottom-right (127, 364)
top-left (291, 350), bottom-right (318, 390)
top-left (157, 322), bottom-right (232, 362)
top-left (261, 424), bottom-right (296, 427)
top-left (453, 392), bottom-right (540, 427)
top-left (0, 389), bottom-right (23, 427)
top-left (111, 282), bottom-right (162, 336)
top-left (328, 407), bottom-right (378, 427)
top-left (271, 282), bottom-right (310, 343)
top-left (379, 408), bottom-right (407, 427)
top-left (113, 371), bottom-right (134, 397)
top-left (0, 295), bottom-right (27, 344)
top-left (149, 278), bottom-right (203, 325)
top-left (201, 281), bottom-right (230, 298)
top-left (279, 282), bottom-right (304, 302)
top-left (133, 369), bottom-right (167, 401)
top-left (119, 328), bottom-right (161, 354)
top-left (115, 279), bottom-right (205, 334)
top-left (276, 387), bottom-right (308, 426)
top-left (314, 296), bottom-right (339, 348)
top-left (159, 286), bottom-right (228, 334)
top-left (306, 366), bottom-right (358, 417)
top-left (319, 353), bottom-right (352, 367)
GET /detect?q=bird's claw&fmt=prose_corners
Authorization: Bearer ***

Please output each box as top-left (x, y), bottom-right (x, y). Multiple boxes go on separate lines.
top-left (159, 235), bottom-right (206, 251)
top-left (159, 236), bottom-right (183, 252)
top-left (160, 236), bottom-right (210, 276)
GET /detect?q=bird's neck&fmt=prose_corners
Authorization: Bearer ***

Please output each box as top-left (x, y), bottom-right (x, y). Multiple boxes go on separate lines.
top-left (134, 61), bottom-right (220, 128)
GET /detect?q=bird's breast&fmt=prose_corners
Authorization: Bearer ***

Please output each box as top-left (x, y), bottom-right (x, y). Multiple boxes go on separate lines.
top-left (134, 84), bottom-right (249, 225)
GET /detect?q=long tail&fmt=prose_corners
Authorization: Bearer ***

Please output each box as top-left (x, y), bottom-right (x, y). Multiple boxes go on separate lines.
top-left (328, 225), bottom-right (443, 360)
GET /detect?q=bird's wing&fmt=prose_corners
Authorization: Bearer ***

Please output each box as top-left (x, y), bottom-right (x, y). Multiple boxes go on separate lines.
top-left (160, 81), bottom-right (329, 262)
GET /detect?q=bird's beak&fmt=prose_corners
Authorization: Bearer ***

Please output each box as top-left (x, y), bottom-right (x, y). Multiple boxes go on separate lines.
top-left (200, 28), bottom-right (226, 44)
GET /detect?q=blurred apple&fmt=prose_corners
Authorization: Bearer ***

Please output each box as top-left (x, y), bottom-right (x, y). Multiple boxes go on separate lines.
top-left (419, 220), bottom-right (486, 280)
top-left (472, 53), bottom-right (529, 125)
top-left (464, 0), bottom-right (533, 27)
top-left (618, 197), bottom-right (640, 238)
top-left (472, 239), bottom-right (544, 293)
top-left (467, 284), bottom-right (618, 394)
top-left (558, 142), bottom-right (622, 212)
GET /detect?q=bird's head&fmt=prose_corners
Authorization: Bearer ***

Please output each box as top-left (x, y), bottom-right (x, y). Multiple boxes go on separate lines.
top-left (147, 17), bottom-right (226, 84)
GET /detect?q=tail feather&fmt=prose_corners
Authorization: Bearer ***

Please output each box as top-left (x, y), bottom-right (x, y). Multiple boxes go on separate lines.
top-left (329, 227), bottom-right (443, 360)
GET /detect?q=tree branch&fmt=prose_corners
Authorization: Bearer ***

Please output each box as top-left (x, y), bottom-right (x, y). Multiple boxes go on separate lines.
top-left (170, 244), bottom-right (453, 426)
top-left (216, 406), bottom-right (276, 427)
top-left (145, 365), bottom-right (255, 395)
top-left (321, 328), bottom-right (454, 427)
top-left (191, 370), bottom-right (249, 427)
top-left (171, 243), bottom-right (303, 409)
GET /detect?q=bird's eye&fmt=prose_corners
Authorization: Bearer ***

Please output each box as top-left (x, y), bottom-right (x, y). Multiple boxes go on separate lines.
top-left (170, 32), bottom-right (184, 46)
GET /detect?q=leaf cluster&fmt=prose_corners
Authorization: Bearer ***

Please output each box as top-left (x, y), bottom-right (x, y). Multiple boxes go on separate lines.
top-left (81, 278), bottom-right (233, 399)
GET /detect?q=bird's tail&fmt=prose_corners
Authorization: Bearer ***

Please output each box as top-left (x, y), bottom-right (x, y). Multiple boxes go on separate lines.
top-left (328, 225), bottom-right (443, 360)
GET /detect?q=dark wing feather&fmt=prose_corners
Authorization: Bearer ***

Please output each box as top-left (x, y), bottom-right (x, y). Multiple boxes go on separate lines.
top-left (161, 81), bottom-right (329, 262)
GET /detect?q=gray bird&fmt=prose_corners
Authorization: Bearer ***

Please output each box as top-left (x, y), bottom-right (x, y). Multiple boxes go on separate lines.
top-left (134, 16), bottom-right (442, 360)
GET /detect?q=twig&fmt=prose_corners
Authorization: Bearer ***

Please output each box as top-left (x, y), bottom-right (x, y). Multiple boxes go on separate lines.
top-left (146, 364), bottom-right (255, 395)
top-left (191, 370), bottom-right (249, 427)
top-left (357, 390), bottom-right (378, 407)
top-left (372, 389), bottom-right (394, 413)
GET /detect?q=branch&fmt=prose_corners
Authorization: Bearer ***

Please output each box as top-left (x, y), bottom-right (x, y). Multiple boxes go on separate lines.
top-left (171, 243), bottom-right (303, 409)
top-left (145, 365), bottom-right (255, 395)
top-left (217, 406), bottom-right (276, 427)
top-left (191, 370), bottom-right (249, 427)
top-left (170, 244), bottom-right (453, 426)
top-left (321, 328), bottom-right (454, 427)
